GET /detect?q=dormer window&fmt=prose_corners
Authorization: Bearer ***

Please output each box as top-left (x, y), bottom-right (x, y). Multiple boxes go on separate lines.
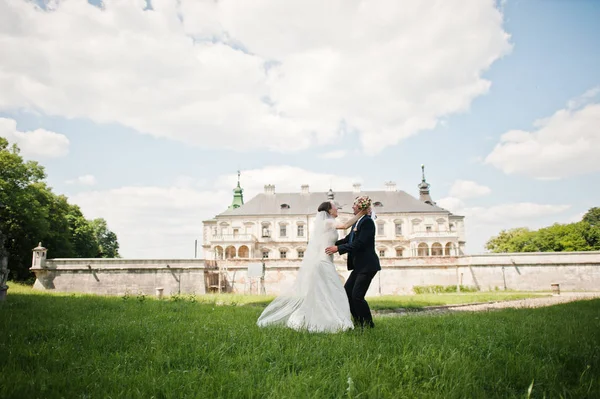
top-left (280, 204), bottom-right (290, 209)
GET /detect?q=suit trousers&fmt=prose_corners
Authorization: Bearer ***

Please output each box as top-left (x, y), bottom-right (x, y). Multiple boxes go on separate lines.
top-left (344, 269), bottom-right (378, 328)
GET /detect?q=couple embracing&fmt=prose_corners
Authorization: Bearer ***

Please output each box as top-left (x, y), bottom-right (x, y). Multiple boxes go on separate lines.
top-left (257, 196), bottom-right (381, 332)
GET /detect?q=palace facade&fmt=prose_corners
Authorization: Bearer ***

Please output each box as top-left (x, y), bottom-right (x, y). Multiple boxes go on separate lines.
top-left (202, 167), bottom-right (466, 262)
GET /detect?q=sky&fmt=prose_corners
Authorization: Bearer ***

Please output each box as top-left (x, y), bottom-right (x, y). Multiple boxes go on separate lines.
top-left (1, 0), bottom-right (599, 258)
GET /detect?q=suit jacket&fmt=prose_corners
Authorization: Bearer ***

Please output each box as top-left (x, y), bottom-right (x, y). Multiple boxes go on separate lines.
top-left (335, 215), bottom-right (381, 273)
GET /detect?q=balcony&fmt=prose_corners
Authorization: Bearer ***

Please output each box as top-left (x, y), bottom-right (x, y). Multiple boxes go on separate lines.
top-left (211, 234), bottom-right (257, 243)
top-left (409, 231), bottom-right (458, 240)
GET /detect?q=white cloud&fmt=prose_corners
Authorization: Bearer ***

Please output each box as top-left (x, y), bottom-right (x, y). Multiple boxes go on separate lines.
top-left (0, 117), bottom-right (69, 158)
top-left (466, 203), bottom-right (571, 224)
top-left (485, 90), bottom-right (600, 179)
top-left (319, 150), bottom-right (347, 160)
top-left (448, 180), bottom-right (491, 199)
top-left (66, 174), bottom-right (97, 186)
top-left (71, 186), bottom-right (231, 259)
top-left (217, 165), bottom-right (362, 197)
top-left (436, 197), bottom-right (466, 214)
top-left (437, 196), bottom-right (571, 253)
top-left (0, 0), bottom-right (511, 154)
top-left (70, 165), bottom-right (364, 258)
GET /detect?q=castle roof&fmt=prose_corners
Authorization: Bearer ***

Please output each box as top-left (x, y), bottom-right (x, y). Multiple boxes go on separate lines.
top-left (217, 190), bottom-right (454, 217)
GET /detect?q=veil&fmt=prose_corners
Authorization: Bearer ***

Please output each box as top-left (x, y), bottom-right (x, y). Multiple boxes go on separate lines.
top-left (256, 211), bottom-right (333, 327)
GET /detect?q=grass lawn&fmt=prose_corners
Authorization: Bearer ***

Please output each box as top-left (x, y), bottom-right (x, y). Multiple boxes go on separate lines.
top-left (1, 283), bottom-right (598, 398)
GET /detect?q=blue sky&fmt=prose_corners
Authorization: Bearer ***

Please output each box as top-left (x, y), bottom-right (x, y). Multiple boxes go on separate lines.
top-left (1, 0), bottom-right (599, 258)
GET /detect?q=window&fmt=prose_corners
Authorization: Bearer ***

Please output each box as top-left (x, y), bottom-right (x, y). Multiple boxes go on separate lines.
top-left (395, 248), bottom-right (404, 257)
top-left (212, 227), bottom-right (218, 236)
top-left (449, 223), bottom-right (455, 231)
top-left (298, 250), bottom-right (304, 258)
top-left (297, 225), bottom-right (304, 237)
top-left (233, 228), bottom-right (239, 237)
top-left (395, 223), bottom-right (403, 236)
top-left (425, 225), bottom-right (432, 232)
top-left (280, 203), bottom-right (290, 209)
top-left (379, 249), bottom-right (385, 257)
top-left (377, 222), bottom-right (385, 236)
top-left (280, 225), bottom-right (287, 237)
top-left (373, 201), bottom-right (383, 207)
top-left (280, 249), bottom-right (287, 259)
top-left (262, 227), bottom-right (270, 238)
top-left (262, 250), bottom-right (269, 259)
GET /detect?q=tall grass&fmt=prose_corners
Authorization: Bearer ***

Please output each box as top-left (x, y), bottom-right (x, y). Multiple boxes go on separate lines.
top-left (0, 283), bottom-right (598, 398)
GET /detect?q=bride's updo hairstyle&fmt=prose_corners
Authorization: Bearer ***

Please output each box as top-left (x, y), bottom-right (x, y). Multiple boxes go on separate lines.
top-left (317, 201), bottom-right (333, 214)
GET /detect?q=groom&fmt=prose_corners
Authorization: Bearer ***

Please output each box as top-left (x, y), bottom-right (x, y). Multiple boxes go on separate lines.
top-left (325, 196), bottom-right (381, 328)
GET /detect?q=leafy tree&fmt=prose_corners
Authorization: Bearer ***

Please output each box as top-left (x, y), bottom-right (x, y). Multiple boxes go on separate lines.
top-left (0, 138), bottom-right (50, 280)
top-left (90, 218), bottom-right (120, 258)
top-left (0, 137), bottom-right (120, 281)
top-left (583, 207), bottom-right (600, 227)
top-left (485, 228), bottom-right (534, 253)
top-left (486, 212), bottom-right (600, 253)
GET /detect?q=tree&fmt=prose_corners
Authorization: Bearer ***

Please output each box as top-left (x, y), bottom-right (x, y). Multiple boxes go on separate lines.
top-left (485, 228), bottom-right (534, 253)
top-left (0, 138), bottom-right (50, 280)
top-left (486, 213), bottom-right (600, 254)
top-left (583, 207), bottom-right (600, 227)
top-left (90, 218), bottom-right (120, 258)
top-left (0, 137), bottom-right (121, 281)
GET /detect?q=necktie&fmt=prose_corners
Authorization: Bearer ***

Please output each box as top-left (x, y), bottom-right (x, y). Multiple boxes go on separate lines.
top-left (349, 222), bottom-right (357, 243)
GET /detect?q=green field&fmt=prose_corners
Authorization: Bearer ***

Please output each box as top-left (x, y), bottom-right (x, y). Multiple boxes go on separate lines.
top-left (1, 283), bottom-right (598, 398)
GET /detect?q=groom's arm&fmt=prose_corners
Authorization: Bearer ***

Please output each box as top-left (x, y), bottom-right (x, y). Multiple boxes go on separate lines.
top-left (337, 218), bottom-right (375, 255)
top-left (335, 235), bottom-right (349, 246)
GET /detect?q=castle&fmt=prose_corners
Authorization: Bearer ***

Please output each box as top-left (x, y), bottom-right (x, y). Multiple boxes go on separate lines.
top-left (202, 166), bottom-right (466, 264)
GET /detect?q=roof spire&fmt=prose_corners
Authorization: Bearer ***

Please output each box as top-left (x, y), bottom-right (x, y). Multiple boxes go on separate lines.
top-left (228, 170), bottom-right (244, 209)
top-left (327, 188), bottom-right (335, 200)
top-left (418, 164), bottom-right (435, 205)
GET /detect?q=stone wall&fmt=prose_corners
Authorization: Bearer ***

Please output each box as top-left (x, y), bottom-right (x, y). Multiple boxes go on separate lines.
top-left (32, 258), bottom-right (208, 296)
top-left (30, 251), bottom-right (600, 296)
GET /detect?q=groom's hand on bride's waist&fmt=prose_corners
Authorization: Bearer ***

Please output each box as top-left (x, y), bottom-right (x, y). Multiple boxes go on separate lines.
top-left (325, 246), bottom-right (338, 255)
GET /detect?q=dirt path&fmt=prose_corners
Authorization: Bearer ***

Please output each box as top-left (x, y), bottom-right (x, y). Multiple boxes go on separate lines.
top-left (375, 292), bottom-right (600, 317)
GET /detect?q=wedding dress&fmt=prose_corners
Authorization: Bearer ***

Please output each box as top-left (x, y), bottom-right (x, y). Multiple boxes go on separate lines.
top-left (257, 211), bottom-right (354, 333)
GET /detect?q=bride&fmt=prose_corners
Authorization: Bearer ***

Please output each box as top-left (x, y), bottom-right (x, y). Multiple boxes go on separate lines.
top-left (257, 201), bottom-right (366, 333)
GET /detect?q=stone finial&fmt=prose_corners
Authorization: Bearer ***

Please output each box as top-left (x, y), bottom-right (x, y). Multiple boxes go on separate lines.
top-left (352, 183), bottom-right (361, 193)
top-left (327, 188), bottom-right (334, 200)
top-left (301, 184), bottom-right (309, 194)
top-left (264, 184), bottom-right (275, 195)
top-left (385, 181), bottom-right (397, 192)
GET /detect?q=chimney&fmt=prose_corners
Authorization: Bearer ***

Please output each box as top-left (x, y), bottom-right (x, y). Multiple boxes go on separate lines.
top-left (385, 181), bottom-right (397, 192)
top-left (264, 184), bottom-right (275, 195)
top-left (352, 183), bottom-right (361, 193)
top-left (301, 184), bottom-right (309, 194)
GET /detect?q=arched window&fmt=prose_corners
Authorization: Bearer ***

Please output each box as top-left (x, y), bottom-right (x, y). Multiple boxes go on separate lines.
top-left (280, 204), bottom-right (290, 209)
top-left (445, 242), bottom-right (453, 256)
top-left (418, 243), bottom-right (429, 257)
top-left (238, 245), bottom-right (249, 258)
top-left (225, 246), bottom-right (236, 259)
top-left (214, 246), bottom-right (224, 260)
top-left (431, 242), bottom-right (443, 256)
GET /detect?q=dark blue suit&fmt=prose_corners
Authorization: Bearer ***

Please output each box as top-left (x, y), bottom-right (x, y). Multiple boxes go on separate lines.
top-left (336, 215), bottom-right (381, 328)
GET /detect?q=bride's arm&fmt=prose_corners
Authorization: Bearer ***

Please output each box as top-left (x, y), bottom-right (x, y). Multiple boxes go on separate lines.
top-left (335, 210), bottom-right (367, 230)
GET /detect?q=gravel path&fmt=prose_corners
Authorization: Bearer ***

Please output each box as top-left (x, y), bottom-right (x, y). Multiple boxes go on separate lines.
top-left (376, 292), bottom-right (600, 317)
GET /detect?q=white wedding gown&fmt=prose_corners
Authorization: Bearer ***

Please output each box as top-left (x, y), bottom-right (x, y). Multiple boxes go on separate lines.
top-left (257, 211), bottom-right (354, 333)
